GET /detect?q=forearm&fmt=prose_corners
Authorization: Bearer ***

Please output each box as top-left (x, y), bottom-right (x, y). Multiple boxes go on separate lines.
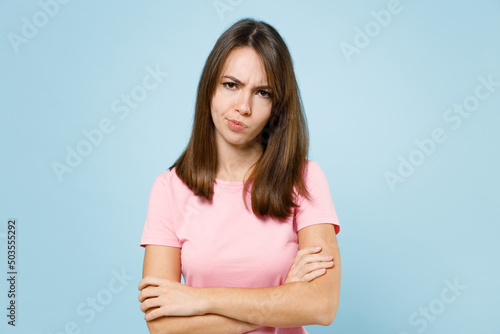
top-left (202, 281), bottom-right (326, 327)
top-left (145, 310), bottom-right (262, 334)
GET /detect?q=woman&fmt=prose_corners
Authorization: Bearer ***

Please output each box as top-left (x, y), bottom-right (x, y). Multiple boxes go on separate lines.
top-left (138, 18), bottom-right (341, 333)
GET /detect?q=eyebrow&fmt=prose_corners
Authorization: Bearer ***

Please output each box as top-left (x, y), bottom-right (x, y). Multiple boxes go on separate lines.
top-left (222, 75), bottom-right (271, 90)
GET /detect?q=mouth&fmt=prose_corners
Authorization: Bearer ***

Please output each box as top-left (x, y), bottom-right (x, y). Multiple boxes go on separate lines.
top-left (227, 118), bottom-right (247, 127)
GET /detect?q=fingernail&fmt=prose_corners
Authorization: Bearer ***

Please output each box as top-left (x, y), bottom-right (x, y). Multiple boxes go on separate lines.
top-left (315, 246), bottom-right (322, 250)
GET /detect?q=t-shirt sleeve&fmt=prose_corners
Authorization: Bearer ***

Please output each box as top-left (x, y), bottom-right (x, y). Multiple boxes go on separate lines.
top-left (140, 173), bottom-right (181, 248)
top-left (295, 160), bottom-right (340, 234)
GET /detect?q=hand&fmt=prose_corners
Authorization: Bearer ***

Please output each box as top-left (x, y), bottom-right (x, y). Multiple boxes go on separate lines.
top-left (284, 246), bottom-right (334, 284)
top-left (138, 276), bottom-right (206, 321)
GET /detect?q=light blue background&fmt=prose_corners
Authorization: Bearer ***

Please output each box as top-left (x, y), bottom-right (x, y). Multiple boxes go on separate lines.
top-left (1, 0), bottom-right (499, 333)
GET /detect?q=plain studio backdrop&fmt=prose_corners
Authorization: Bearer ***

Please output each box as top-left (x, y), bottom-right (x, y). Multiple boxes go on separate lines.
top-left (1, 1), bottom-right (499, 333)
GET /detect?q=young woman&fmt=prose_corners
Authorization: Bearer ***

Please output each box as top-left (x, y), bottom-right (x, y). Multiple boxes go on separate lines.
top-left (138, 18), bottom-right (341, 333)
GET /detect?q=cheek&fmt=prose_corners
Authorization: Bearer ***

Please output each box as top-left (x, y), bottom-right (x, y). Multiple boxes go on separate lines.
top-left (212, 90), bottom-right (232, 113)
top-left (254, 103), bottom-right (272, 124)
top-left (254, 96), bottom-right (272, 108)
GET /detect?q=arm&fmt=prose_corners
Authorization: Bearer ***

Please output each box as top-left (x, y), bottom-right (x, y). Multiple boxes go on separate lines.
top-left (201, 223), bottom-right (341, 327)
top-left (144, 311), bottom-right (261, 334)
top-left (141, 245), bottom-right (262, 334)
top-left (140, 244), bottom-right (336, 332)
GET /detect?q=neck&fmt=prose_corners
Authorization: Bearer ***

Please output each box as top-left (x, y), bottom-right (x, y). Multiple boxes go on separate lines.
top-left (215, 138), bottom-right (263, 182)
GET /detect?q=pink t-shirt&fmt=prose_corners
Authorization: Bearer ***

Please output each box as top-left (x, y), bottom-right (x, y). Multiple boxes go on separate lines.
top-left (140, 159), bottom-right (340, 333)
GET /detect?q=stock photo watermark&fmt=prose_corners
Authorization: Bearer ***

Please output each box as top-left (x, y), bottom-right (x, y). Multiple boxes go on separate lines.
top-left (399, 277), bottom-right (466, 334)
top-left (51, 65), bottom-right (169, 182)
top-left (213, 0), bottom-right (244, 21)
top-left (48, 268), bottom-right (134, 334)
top-left (7, 0), bottom-right (71, 54)
top-left (5, 219), bottom-right (17, 326)
top-left (385, 74), bottom-right (499, 192)
top-left (339, 0), bottom-right (408, 63)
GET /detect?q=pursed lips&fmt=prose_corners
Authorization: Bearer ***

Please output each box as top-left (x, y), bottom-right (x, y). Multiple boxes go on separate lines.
top-left (227, 118), bottom-right (247, 127)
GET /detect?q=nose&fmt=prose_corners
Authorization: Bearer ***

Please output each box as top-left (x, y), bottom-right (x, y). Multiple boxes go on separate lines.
top-left (236, 90), bottom-right (252, 115)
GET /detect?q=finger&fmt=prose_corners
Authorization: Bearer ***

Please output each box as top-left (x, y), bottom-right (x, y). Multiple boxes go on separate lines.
top-left (145, 307), bottom-right (164, 321)
top-left (138, 276), bottom-right (165, 291)
top-left (293, 252), bottom-right (315, 271)
top-left (314, 260), bottom-right (334, 270)
top-left (314, 253), bottom-right (334, 261)
top-left (138, 280), bottom-right (158, 291)
top-left (138, 286), bottom-right (160, 303)
top-left (303, 268), bottom-right (327, 282)
top-left (298, 246), bottom-right (322, 256)
top-left (298, 260), bottom-right (332, 278)
top-left (304, 253), bottom-right (334, 264)
top-left (296, 250), bottom-right (329, 269)
top-left (294, 261), bottom-right (315, 279)
top-left (140, 297), bottom-right (162, 313)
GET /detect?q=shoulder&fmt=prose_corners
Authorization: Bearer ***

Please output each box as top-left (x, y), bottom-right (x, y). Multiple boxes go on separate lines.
top-left (155, 167), bottom-right (199, 198)
top-left (293, 159), bottom-right (329, 204)
top-left (305, 159), bottom-right (321, 174)
top-left (155, 166), bottom-right (181, 184)
top-left (152, 166), bottom-right (190, 194)
top-left (155, 167), bottom-right (174, 182)
top-left (295, 160), bottom-right (340, 234)
top-left (304, 159), bottom-right (329, 187)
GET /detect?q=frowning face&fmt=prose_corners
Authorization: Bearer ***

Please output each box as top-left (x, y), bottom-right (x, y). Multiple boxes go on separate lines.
top-left (210, 46), bottom-right (273, 151)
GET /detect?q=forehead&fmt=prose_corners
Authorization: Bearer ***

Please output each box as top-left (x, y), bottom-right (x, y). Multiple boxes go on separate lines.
top-left (220, 47), bottom-right (268, 84)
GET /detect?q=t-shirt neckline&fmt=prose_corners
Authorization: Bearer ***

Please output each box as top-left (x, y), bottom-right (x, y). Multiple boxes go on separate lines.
top-left (214, 178), bottom-right (245, 186)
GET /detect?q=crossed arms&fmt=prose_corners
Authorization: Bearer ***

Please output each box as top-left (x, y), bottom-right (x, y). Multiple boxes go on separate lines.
top-left (139, 223), bottom-right (340, 334)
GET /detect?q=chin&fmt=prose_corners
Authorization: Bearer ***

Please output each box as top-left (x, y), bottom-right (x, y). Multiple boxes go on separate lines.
top-left (224, 135), bottom-right (250, 145)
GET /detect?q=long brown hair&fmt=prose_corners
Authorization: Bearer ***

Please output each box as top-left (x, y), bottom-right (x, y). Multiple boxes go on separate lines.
top-left (169, 18), bottom-right (311, 221)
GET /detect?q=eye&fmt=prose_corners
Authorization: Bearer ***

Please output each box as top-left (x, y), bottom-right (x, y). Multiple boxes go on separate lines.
top-left (223, 82), bottom-right (237, 90)
top-left (258, 90), bottom-right (271, 98)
